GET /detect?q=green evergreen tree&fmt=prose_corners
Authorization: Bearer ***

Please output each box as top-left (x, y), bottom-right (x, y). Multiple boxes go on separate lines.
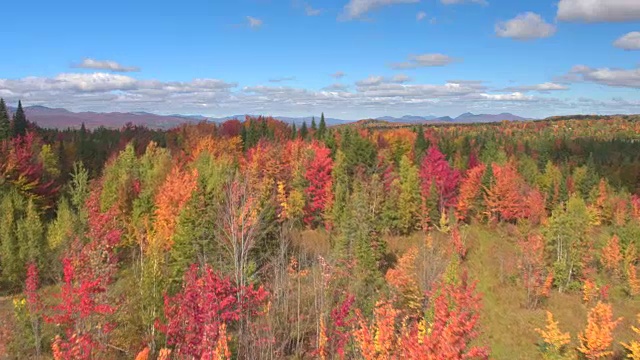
top-left (414, 125), bottom-right (428, 161)
top-left (11, 100), bottom-right (28, 137)
top-left (0, 190), bottom-right (23, 287)
top-left (0, 98), bottom-right (10, 140)
top-left (311, 116), bottom-right (317, 131)
top-left (317, 112), bottom-right (327, 140)
top-left (331, 150), bottom-right (350, 228)
top-left (300, 121), bottom-right (308, 140)
top-left (397, 155), bottom-right (421, 234)
top-left (291, 123), bottom-right (297, 140)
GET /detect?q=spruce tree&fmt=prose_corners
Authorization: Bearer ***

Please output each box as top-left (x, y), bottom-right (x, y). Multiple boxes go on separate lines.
top-left (300, 121), bottom-right (308, 140)
top-left (317, 112), bottom-right (327, 139)
top-left (11, 100), bottom-right (28, 137)
top-left (0, 98), bottom-right (10, 140)
top-left (311, 116), bottom-right (317, 131)
top-left (291, 122), bottom-right (297, 140)
top-left (414, 125), bottom-right (428, 161)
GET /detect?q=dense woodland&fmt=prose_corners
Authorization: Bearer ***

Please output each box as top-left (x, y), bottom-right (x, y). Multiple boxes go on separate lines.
top-left (2, 98), bottom-right (640, 359)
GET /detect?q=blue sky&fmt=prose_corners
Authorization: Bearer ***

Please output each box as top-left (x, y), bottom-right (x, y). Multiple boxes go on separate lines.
top-left (0, 0), bottom-right (639, 119)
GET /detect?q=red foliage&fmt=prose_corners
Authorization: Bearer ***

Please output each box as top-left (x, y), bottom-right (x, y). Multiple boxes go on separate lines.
top-left (304, 143), bottom-right (333, 226)
top-left (420, 145), bottom-right (461, 211)
top-left (47, 189), bottom-right (122, 359)
top-left (161, 264), bottom-right (267, 359)
top-left (0, 132), bottom-right (58, 207)
top-left (25, 263), bottom-right (42, 316)
top-left (400, 272), bottom-right (489, 359)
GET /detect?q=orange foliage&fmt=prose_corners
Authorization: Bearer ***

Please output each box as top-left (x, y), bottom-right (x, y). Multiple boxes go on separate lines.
top-left (583, 279), bottom-right (599, 305)
top-left (456, 164), bottom-right (485, 222)
top-left (353, 301), bottom-right (399, 360)
top-left (212, 323), bottom-right (232, 360)
top-left (385, 247), bottom-right (422, 315)
top-left (601, 235), bottom-right (623, 277)
top-left (134, 347), bottom-right (149, 360)
top-left (484, 163), bottom-right (528, 222)
top-left (152, 165), bottom-right (199, 250)
top-left (535, 311), bottom-right (571, 357)
top-left (577, 301), bottom-right (622, 359)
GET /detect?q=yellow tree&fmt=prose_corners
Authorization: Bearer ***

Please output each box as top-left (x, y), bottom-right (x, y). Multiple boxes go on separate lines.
top-left (535, 311), bottom-right (571, 360)
top-left (622, 314), bottom-right (640, 360)
top-left (577, 301), bottom-right (622, 359)
top-left (353, 301), bottom-right (399, 359)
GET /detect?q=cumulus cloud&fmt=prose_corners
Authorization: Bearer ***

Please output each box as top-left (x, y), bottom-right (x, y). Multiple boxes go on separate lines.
top-left (247, 16), bottom-right (263, 28)
top-left (323, 83), bottom-right (350, 91)
top-left (480, 92), bottom-right (532, 101)
top-left (504, 82), bottom-right (569, 92)
top-left (495, 12), bottom-right (556, 40)
top-left (73, 58), bottom-right (140, 72)
top-left (568, 65), bottom-right (640, 88)
top-left (1, 71), bottom-right (635, 118)
top-left (440, 0), bottom-right (487, 5)
top-left (390, 53), bottom-right (458, 69)
top-left (614, 32), bottom-right (640, 50)
top-left (416, 11), bottom-right (427, 21)
top-left (340, 0), bottom-right (419, 20)
top-left (557, 0), bottom-right (640, 22)
top-left (293, 0), bottom-right (322, 16)
top-left (268, 76), bottom-right (296, 83)
top-left (330, 71), bottom-right (346, 79)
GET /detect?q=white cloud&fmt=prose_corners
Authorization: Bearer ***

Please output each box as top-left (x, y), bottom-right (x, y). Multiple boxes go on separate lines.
top-left (495, 12), bottom-right (556, 40)
top-left (1, 72), bottom-right (637, 119)
top-left (568, 65), bottom-right (640, 88)
top-left (614, 32), bottom-right (640, 50)
top-left (440, 0), bottom-right (487, 5)
top-left (557, 0), bottom-right (640, 22)
top-left (323, 83), bottom-right (350, 91)
top-left (391, 74), bottom-right (412, 83)
top-left (330, 71), bottom-right (346, 79)
top-left (73, 58), bottom-right (140, 72)
top-left (247, 16), bottom-right (263, 28)
top-left (416, 11), bottom-right (427, 21)
top-left (268, 76), bottom-right (296, 83)
top-left (390, 53), bottom-right (458, 69)
top-left (341, 0), bottom-right (419, 20)
top-left (504, 82), bottom-right (569, 92)
top-left (480, 92), bottom-right (532, 101)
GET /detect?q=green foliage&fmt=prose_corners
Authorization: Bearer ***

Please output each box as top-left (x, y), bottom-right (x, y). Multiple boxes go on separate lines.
top-left (397, 155), bottom-right (421, 234)
top-left (544, 195), bottom-right (591, 292)
top-left (0, 98), bottom-right (10, 140)
top-left (0, 191), bottom-right (46, 288)
top-left (11, 100), bottom-right (28, 138)
top-left (100, 143), bottom-right (139, 213)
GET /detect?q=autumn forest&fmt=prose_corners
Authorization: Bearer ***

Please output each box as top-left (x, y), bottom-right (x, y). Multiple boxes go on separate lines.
top-left (2, 100), bottom-right (640, 359)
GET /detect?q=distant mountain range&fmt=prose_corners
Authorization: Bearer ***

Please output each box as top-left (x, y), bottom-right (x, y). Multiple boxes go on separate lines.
top-left (375, 112), bottom-right (530, 123)
top-left (6, 105), bottom-right (531, 130)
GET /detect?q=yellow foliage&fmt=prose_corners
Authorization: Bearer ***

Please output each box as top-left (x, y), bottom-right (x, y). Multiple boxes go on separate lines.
top-left (577, 302), bottom-right (622, 359)
top-left (621, 314), bottom-right (640, 360)
top-left (535, 311), bottom-right (571, 359)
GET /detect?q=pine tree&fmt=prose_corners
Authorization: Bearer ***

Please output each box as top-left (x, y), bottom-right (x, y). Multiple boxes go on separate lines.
top-left (311, 116), bottom-right (317, 131)
top-left (291, 122), bottom-right (297, 140)
top-left (414, 125), bottom-right (428, 161)
top-left (0, 98), bottom-right (10, 140)
top-left (397, 155), bottom-right (421, 234)
top-left (300, 121), bottom-right (308, 140)
top-left (317, 112), bottom-right (327, 139)
top-left (11, 100), bottom-right (28, 137)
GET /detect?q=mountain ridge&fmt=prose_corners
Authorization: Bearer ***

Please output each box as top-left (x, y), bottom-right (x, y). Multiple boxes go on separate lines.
top-left (6, 105), bottom-right (532, 130)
